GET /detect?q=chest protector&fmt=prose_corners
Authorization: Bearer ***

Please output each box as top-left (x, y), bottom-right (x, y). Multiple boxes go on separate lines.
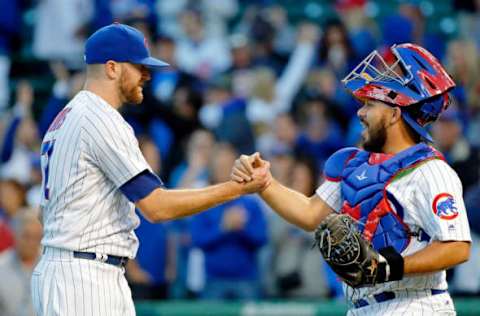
top-left (337, 143), bottom-right (442, 253)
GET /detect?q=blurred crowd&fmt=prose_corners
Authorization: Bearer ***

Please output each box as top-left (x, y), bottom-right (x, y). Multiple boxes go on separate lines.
top-left (1, 0), bottom-right (480, 313)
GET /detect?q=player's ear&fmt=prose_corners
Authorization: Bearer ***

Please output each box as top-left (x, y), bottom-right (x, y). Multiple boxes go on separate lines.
top-left (390, 107), bottom-right (402, 125)
top-left (104, 60), bottom-right (120, 80)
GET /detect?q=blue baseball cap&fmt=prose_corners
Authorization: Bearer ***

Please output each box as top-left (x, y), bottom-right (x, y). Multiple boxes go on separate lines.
top-left (85, 23), bottom-right (169, 69)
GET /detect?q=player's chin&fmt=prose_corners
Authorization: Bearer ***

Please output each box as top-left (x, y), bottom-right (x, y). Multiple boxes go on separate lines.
top-left (134, 98), bottom-right (143, 105)
top-left (131, 90), bottom-right (144, 104)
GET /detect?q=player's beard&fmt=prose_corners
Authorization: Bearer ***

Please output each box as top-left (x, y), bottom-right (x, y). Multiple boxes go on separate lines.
top-left (120, 72), bottom-right (144, 104)
top-left (361, 117), bottom-right (387, 153)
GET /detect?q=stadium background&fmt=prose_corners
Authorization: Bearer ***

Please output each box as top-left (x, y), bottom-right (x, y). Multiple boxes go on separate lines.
top-left (0, 0), bottom-right (480, 315)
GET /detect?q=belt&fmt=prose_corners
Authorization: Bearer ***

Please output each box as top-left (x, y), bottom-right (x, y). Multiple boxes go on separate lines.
top-left (73, 251), bottom-right (129, 268)
top-left (353, 289), bottom-right (447, 309)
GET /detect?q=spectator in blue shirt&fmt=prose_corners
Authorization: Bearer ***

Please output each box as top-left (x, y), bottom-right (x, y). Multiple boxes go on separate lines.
top-left (38, 63), bottom-right (85, 139)
top-left (199, 77), bottom-right (256, 154)
top-left (0, 82), bottom-right (40, 184)
top-left (127, 212), bottom-right (174, 300)
top-left (126, 136), bottom-right (175, 299)
top-left (294, 96), bottom-right (345, 170)
top-left (190, 143), bottom-right (267, 300)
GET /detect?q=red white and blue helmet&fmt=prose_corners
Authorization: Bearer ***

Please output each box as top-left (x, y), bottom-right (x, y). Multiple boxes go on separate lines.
top-left (342, 43), bottom-right (455, 142)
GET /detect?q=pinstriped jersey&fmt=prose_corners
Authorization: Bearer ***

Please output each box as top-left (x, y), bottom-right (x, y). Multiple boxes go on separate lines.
top-left (316, 158), bottom-right (471, 301)
top-left (39, 90), bottom-right (151, 258)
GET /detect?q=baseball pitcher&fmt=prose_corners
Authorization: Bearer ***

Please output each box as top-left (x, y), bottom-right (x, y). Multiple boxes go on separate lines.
top-left (31, 23), bottom-right (270, 316)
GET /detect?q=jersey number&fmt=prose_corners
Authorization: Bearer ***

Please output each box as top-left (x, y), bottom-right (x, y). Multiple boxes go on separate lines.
top-left (41, 140), bottom-right (55, 200)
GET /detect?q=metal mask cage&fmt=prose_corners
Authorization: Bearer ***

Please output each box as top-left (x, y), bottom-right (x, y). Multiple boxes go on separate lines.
top-left (342, 46), bottom-right (414, 86)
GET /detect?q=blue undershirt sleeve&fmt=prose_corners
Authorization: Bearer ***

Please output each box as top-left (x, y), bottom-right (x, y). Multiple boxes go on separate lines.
top-left (120, 170), bottom-right (163, 202)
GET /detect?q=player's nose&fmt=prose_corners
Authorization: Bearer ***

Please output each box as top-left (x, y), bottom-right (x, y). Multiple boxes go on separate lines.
top-left (357, 104), bottom-right (367, 119)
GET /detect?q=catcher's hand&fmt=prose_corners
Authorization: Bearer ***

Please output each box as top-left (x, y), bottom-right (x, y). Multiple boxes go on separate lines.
top-left (313, 213), bottom-right (404, 288)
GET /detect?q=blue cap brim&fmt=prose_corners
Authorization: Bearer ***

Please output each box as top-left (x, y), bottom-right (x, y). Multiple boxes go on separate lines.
top-left (134, 56), bottom-right (169, 69)
top-left (402, 112), bottom-right (433, 142)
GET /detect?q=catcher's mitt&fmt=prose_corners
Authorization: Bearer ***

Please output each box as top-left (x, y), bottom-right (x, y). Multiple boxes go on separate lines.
top-left (313, 213), bottom-right (404, 288)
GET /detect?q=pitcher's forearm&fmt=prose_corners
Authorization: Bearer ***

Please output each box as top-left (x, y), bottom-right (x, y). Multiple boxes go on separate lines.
top-left (137, 181), bottom-right (244, 222)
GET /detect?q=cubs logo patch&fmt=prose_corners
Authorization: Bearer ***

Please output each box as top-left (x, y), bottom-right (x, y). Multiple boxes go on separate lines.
top-left (432, 193), bottom-right (459, 220)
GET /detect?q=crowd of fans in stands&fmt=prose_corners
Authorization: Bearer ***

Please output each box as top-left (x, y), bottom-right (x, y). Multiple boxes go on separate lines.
top-left (1, 0), bottom-right (480, 314)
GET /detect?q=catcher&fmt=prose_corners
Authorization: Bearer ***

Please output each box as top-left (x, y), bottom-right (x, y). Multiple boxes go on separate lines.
top-left (231, 44), bottom-right (471, 315)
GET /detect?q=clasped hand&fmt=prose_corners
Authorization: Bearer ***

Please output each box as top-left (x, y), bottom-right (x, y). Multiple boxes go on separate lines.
top-left (231, 152), bottom-right (272, 194)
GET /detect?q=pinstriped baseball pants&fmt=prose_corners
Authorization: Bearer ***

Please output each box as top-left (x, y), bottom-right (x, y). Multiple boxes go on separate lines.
top-left (347, 289), bottom-right (456, 316)
top-left (31, 247), bottom-right (135, 316)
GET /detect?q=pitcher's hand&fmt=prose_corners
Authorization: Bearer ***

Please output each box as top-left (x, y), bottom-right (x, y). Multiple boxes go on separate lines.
top-left (239, 160), bottom-right (272, 193)
top-left (231, 152), bottom-right (267, 183)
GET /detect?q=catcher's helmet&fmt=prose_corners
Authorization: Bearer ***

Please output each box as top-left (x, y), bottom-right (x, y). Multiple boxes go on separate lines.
top-left (342, 43), bottom-right (455, 142)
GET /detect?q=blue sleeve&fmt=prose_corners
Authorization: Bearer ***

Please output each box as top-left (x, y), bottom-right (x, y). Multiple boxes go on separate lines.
top-left (323, 147), bottom-right (359, 181)
top-left (237, 198), bottom-right (268, 249)
top-left (120, 170), bottom-right (163, 202)
top-left (0, 116), bottom-right (21, 163)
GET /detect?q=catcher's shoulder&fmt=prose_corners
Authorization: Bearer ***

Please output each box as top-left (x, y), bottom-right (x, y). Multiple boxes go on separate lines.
top-left (417, 157), bottom-right (462, 183)
top-left (324, 147), bottom-right (360, 181)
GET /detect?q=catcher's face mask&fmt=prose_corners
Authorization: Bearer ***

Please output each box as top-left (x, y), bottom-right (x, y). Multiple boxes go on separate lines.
top-left (342, 43), bottom-right (455, 142)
